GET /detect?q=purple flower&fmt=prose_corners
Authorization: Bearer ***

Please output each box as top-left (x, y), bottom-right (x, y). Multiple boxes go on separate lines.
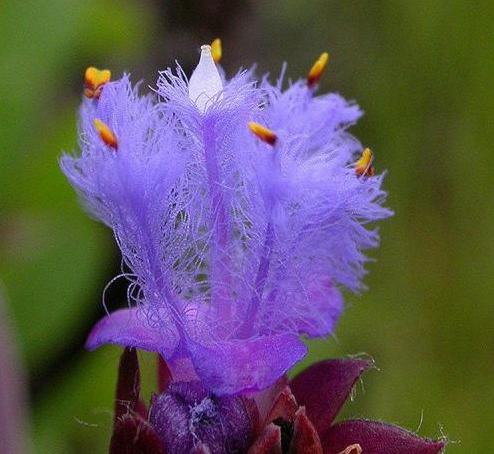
top-left (61, 44), bottom-right (391, 395)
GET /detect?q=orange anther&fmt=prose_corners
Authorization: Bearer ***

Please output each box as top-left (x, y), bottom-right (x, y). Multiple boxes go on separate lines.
top-left (248, 122), bottom-right (277, 146)
top-left (84, 67), bottom-right (111, 99)
top-left (307, 52), bottom-right (329, 88)
top-left (94, 119), bottom-right (118, 149)
top-left (211, 38), bottom-right (222, 63)
top-left (355, 148), bottom-right (375, 177)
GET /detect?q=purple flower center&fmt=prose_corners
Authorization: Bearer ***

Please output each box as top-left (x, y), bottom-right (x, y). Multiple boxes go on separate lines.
top-left (149, 381), bottom-right (254, 454)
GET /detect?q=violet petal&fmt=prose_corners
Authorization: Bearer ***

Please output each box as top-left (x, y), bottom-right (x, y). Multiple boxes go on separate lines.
top-left (188, 334), bottom-right (307, 395)
top-left (321, 420), bottom-right (445, 454)
top-left (290, 358), bottom-right (371, 435)
top-left (110, 414), bottom-right (166, 454)
top-left (86, 308), bottom-right (177, 358)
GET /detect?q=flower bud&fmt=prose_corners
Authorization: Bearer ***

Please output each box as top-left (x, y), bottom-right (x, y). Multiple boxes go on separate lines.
top-left (149, 381), bottom-right (255, 454)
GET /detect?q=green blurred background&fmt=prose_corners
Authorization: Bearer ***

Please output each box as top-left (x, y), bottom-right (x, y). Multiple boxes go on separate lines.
top-left (1, 0), bottom-right (492, 452)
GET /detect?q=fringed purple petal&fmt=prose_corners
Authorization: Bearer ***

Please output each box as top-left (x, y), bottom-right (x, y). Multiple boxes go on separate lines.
top-left (321, 420), bottom-right (445, 454)
top-left (86, 308), bottom-right (178, 358)
top-left (290, 358), bottom-right (371, 435)
top-left (62, 75), bottom-right (188, 346)
top-left (64, 54), bottom-right (390, 394)
top-left (110, 414), bottom-right (166, 454)
top-left (292, 279), bottom-right (343, 338)
top-left (188, 335), bottom-right (307, 396)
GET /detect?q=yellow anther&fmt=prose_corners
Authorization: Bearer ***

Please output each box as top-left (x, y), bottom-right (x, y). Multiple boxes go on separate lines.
top-left (248, 122), bottom-right (277, 146)
top-left (355, 148), bottom-right (375, 177)
top-left (84, 67), bottom-right (111, 99)
top-left (211, 38), bottom-right (222, 63)
top-left (94, 119), bottom-right (118, 149)
top-left (307, 52), bottom-right (329, 88)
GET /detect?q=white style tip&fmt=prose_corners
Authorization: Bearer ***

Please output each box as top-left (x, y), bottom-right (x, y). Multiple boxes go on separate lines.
top-left (188, 45), bottom-right (223, 113)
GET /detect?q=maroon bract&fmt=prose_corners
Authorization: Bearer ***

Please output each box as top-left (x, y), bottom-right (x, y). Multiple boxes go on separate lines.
top-left (322, 420), bottom-right (445, 454)
top-left (290, 358), bottom-right (370, 435)
top-left (109, 350), bottom-right (445, 454)
top-left (110, 414), bottom-right (166, 454)
top-left (291, 359), bottom-right (446, 454)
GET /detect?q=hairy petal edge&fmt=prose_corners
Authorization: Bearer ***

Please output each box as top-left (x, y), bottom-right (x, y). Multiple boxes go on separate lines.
top-left (290, 358), bottom-right (371, 435)
top-left (321, 420), bottom-right (445, 454)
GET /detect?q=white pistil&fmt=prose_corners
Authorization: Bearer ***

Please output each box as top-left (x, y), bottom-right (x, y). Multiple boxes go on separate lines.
top-left (188, 45), bottom-right (223, 113)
